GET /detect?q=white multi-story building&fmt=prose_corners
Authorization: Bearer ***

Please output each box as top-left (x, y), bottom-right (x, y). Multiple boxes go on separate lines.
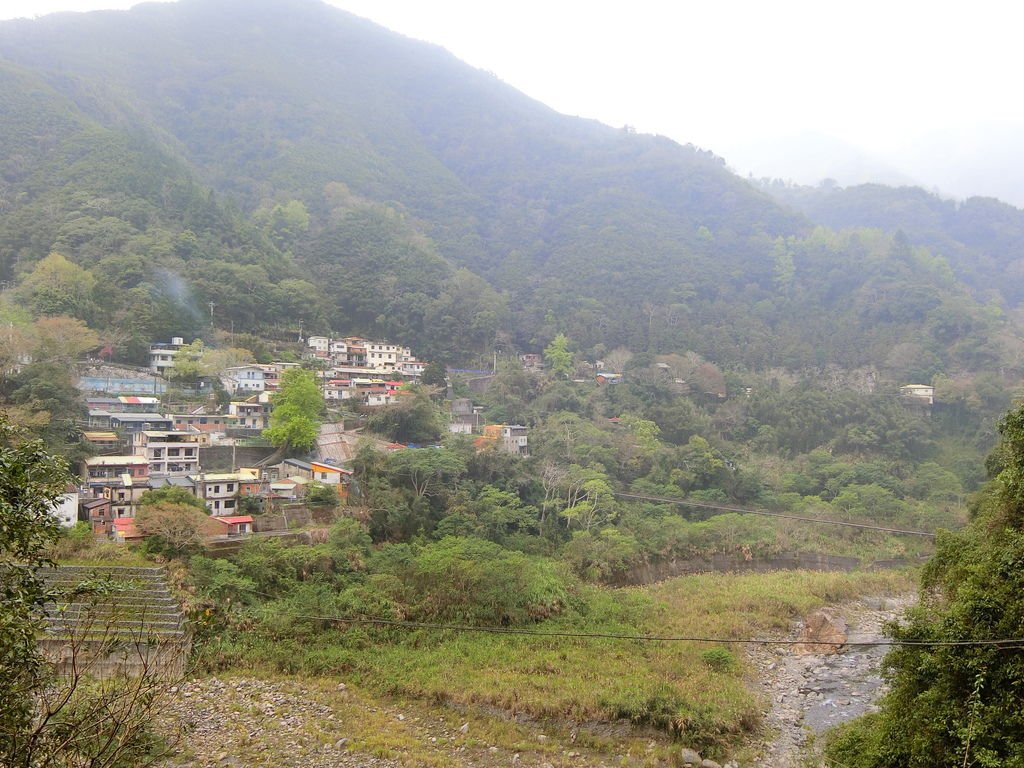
top-left (899, 384), bottom-right (935, 406)
top-left (149, 337), bottom-right (186, 376)
top-left (220, 365), bottom-right (267, 395)
top-left (192, 470), bottom-right (259, 515)
top-left (133, 430), bottom-right (203, 476)
top-left (307, 336), bottom-right (330, 356)
top-left (365, 342), bottom-right (415, 372)
top-left (52, 487), bottom-right (80, 528)
top-left (396, 360), bottom-right (426, 377)
top-left (306, 336), bottom-right (422, 374)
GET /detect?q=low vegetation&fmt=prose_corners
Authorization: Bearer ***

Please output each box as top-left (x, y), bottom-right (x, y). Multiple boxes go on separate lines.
top-left (185, 517), bottom-right (912, 754)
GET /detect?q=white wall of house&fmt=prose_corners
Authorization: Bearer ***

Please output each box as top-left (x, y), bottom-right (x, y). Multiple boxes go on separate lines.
top-left (52, 491), bottom-right (79, 528)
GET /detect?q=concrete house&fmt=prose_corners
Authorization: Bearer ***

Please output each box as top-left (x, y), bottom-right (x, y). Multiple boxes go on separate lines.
top-left (82, 497), bottom-right (114, 536)
top-left (132, 431), bottom-right (203, 476)
top-left (899, 384), bottom-right (935, 406)
top-left (208, 515), bottom-right (254, 537)
top-left (149, 337), bottom-right (186, 376)
top-left (192, 470), bottom-right (260, 515)
top-left (501, 425), bottom-right (530, 456)
top-left (228, 397), bottom-right (270, 430)
top-left (52, 486), bottom-right (80, 528)
top-left (220, 365), bottom-right (267, 395)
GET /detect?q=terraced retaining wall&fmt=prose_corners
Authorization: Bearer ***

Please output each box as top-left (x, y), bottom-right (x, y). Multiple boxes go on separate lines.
top-left (36, 565), bottom-right (190, 680)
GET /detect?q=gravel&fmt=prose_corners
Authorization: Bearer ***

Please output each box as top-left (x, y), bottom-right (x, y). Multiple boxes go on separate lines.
top-left (748, 594), bottom-right (914, 768)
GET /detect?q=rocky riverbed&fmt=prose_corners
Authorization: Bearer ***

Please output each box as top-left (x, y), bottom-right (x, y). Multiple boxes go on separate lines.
top-left (156, 595), bottom-right (913, 767)
top-left (158, 676), bottom-right (692, 767)
top-left (748, 594), bottom-right (914, 767)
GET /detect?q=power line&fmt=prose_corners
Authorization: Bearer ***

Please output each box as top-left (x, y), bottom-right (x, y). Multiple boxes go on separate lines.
top-left (272, 613), bottom-right (1024, 650)
top-left (613, 492), bottom-right (938, 538)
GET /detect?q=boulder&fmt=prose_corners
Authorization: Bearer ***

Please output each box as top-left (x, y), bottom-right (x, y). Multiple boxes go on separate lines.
top-left (680, 747), bottom-right (702, 766)
top-left (701, 760), bottom-right (722, 768)
top-left (792, 610), bottom-right (847, 654)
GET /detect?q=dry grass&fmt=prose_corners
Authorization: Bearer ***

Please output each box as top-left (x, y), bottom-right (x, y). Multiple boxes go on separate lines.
top-left (205, 567), bottom-right (916, 758)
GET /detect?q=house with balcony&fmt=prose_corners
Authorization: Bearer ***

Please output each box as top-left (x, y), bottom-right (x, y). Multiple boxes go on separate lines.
top-left (502, 425), bottom-right (530, 456)
top-left (149, 337), bottom-right (186, 376)
top-left (220, 365), bottom-right (267, 395)
top-left (83, 455), bottom-right (150, 486)
top-left (192, 469), bottom-right (260, 515)
top-left (82, 456), bottom-right (151, 519)
top-left (83, 431), bottom-right (122, 454)
top-left (132, 431), bottom-right (203, 476)
top-left (102, 478), bottom-right (150, 519)
top-left (228, 398), bottom-right (271, 430)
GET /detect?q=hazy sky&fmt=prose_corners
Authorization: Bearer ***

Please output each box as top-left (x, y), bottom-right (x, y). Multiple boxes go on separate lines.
top-left (2, 0), bottom-right (1022, 196)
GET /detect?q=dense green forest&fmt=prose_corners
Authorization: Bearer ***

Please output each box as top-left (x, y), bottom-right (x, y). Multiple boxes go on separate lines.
top-left (760, 179), bottom-right (1024, 305)
top-left (0, 0), bottom-right (1020, 384)
top-left (0, 0), bottom-right (1020, 506)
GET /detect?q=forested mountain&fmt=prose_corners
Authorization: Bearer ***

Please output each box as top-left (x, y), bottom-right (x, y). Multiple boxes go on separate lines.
top-left (762, 181), bottom-right (1024, 305)
top-left (0, 0), bottom-right (1021, 382)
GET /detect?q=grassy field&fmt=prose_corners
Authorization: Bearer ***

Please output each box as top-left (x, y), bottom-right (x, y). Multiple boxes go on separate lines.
top-left (199, 568), bottom-right (915, 759)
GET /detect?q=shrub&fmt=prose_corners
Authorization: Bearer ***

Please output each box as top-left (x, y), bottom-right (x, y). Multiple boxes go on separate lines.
top-left (562, 528), bottom-right (642, 582)
top-left (390, 537), bottom-right (576, 625)
top-left (700, 647), bottom-right (737, 673)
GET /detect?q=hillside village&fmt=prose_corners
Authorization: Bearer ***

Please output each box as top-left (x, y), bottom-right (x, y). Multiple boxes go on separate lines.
top-left (54, 328), bottom-right (945, 548)
top-left (6, 2), bottom-right (1022, 764)
top-left (62, 334), bottom-right (533, 546)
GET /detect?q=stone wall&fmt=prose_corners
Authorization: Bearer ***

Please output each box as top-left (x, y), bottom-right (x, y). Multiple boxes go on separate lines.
top-left (199, 445), bottom-right (279, 471)
top-left (39, 635), bottom-right (190, 679)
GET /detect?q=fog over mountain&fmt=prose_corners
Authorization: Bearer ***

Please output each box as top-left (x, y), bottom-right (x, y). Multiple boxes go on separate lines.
top-left (724, 126), bottom-right (1024, 209)
top-left (723, 132), bottom-right (920, 190)
top-left (1, 0), bottom-right (1023, 380)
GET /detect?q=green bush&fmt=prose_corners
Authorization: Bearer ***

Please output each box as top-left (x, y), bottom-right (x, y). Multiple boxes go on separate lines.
top-left (562, 528), bottom-right (642, 581)
top-left (188, 555), bottom-right (258, 605)
top-left (394, 537), bottom-right (575, 625)
top-left (700, 647), bottom-right (737, 673)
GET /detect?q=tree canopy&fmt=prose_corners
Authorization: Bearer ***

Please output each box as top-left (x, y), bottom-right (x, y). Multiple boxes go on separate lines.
top-left (826, 403), bottom-right (1024, 767)
top-left (264, 368), bottom-right (323, 453)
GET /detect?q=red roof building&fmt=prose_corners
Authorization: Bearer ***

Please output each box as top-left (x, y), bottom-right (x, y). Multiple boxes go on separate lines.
top-left (209, 515), bottom-right (254, 536)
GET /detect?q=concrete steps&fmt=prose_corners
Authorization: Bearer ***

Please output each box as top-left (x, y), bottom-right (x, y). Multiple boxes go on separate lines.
top-left (36, 565), bottom-right (188, 640)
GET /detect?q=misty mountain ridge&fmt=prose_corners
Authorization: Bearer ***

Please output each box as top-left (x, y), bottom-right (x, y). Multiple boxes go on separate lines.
top-left (725, 125), bottom-right (1024, 210)
top-left (724, 132), bottom-right (921, 190)
top-left (0, 0), bottom-right (1021, 383)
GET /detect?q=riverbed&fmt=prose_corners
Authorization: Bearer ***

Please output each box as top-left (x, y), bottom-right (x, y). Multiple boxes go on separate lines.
top-left (748, 594), bottom-right (914, 767)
